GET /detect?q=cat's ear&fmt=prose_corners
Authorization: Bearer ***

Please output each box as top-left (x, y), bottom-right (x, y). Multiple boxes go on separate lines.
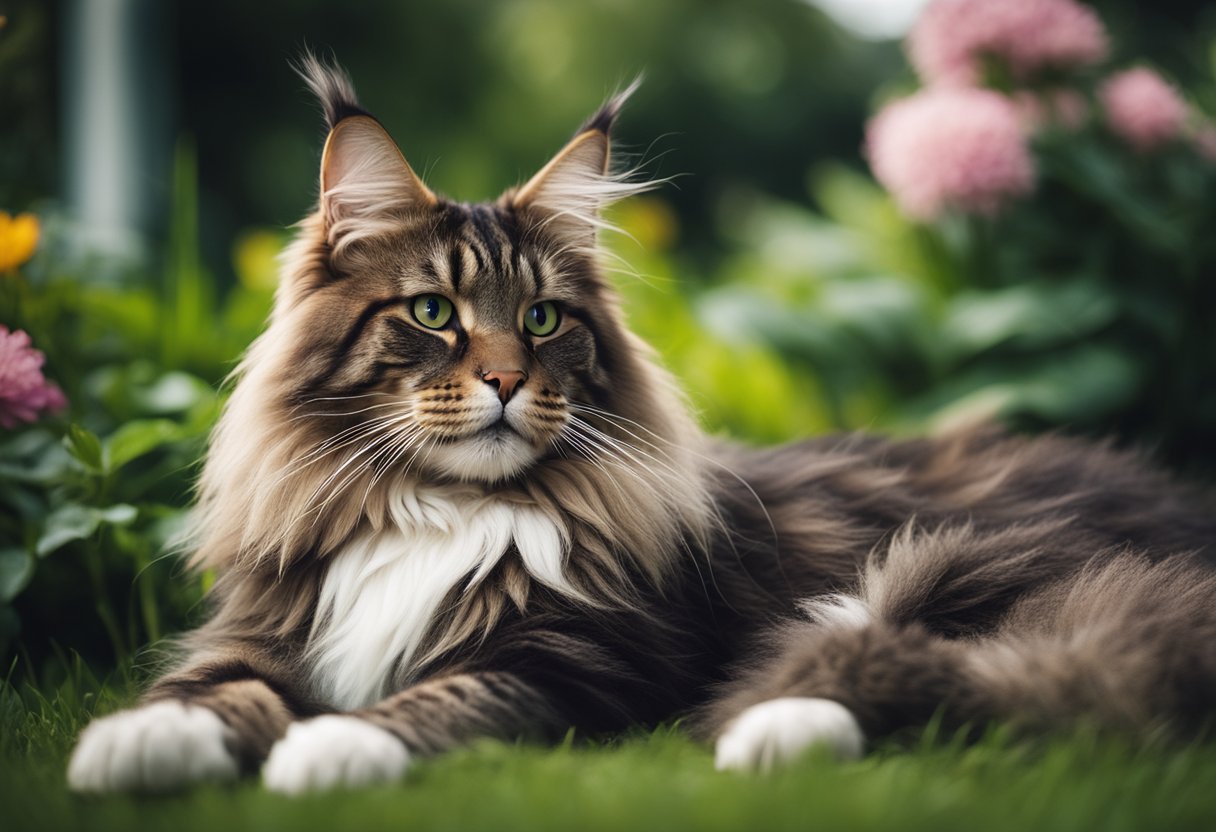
top-left (510, 78), bottom-right (648, 241)
top-left (296, 53), bottom-right (435, 246)
top-left (319, 116), bottom-right (436, 229)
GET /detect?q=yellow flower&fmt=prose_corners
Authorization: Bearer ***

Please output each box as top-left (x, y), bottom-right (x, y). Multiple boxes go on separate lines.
top-left (233, 229), bottom-right (285, 291)
top-left (612, 197), bottom-right (679, 252)
top-left (0, 211), bottom-right (41, 272)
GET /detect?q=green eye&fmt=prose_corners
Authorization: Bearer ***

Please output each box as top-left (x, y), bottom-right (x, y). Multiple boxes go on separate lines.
top-left (412, 294), bottom-right (454, 329)
top-left (524, 301), bottom-right (560, 337)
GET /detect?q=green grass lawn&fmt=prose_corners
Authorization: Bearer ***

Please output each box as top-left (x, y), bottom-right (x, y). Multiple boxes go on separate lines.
top-left (5, 672), bottom-right (1216, 832)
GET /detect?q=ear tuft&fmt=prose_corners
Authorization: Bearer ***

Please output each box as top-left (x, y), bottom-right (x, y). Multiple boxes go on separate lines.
top-left (294, 50), bottom-right (372, 131)
top-left (295, 53), bottom-right (436, 251)
top-left (575, 75), bottom-right (643, 138)
top-left (511, 77), bottom-right (652, 240)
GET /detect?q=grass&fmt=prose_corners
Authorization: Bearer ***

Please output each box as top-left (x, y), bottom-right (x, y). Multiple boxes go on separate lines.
top-left (4, 669), bottom-right (1216, 832)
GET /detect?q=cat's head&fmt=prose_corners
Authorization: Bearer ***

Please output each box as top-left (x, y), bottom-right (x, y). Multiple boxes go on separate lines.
top-left (192, 56), bottom-right (710, 574)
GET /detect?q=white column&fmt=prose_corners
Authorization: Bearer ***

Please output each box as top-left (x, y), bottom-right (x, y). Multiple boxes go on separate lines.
top-left (63, 0), bottom-right (169, 264)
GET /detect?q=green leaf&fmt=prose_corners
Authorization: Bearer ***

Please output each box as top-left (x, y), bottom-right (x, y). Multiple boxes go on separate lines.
top-left (35, 506), bottom-right (101, 557)
top-left (98, 504), bottom-right (139, 525)
top-left (0, 429), bottom-right (59, 459)
top-left (0, 431), bottom-right (73, 485)
top-left (0, 480), bottom-right (45, 524)
top-left (134, 372), bottom-right (214, 414)
top-left (942, 281), bottom-right (1118, 357)
top-left (1017, 346), bottom-right (1143, 424)
top-left (104, 419), bottom-right (183, 472)
top-left (0, 547), bottom-right (33, 603)
top-left (915, 346), bottom-right (1144, 431)
top-left (35, 503), bottom-right (138, 558)
top-left (809, 162), bottom-right (888, 231)
top-left (64, 425), bottom-right (104, 472)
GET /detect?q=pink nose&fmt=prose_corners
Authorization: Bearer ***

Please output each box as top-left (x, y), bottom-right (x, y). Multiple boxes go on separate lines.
top-left (482, 370), bottom-right (527, 404)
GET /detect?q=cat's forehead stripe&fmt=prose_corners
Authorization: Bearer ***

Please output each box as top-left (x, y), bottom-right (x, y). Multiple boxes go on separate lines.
top-left (447, 247), bottom-right (464, 293)
top-left (522, 255), bottom-right (542, 296)
top-left (426, 242), bottom-right (478, 295)
top-left (468, 204), bottom-right (505, 265)
top-left (465, 238), bottom-right (486, 273)
top-left (396, 204), bottom-right (575, 315)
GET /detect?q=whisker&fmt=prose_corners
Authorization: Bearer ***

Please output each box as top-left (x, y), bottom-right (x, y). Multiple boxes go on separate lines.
top-left (567, 411), bottom-right (740, 602)
top-left (570, 404), bottom-right (778, 600)
top-left (571, 402), bottom-right (776, 546)
top-left (566, 414), bottom-right (691, 491)
top-left (559, 425), bottom-right (621, 484)
top-left (260, 413), bottom-right (412, 494)
top-left (286, 391), bottom-right (389, 415)
top-left (559, 417), bottom-right (725, 600)
top-left (361, 424), bottom-right (427, 503)
top-left (349, 426), bottom-right (420, 514)
top-left (559, 420), bottom-right (659, 505)
top-left (302, 429), bottom-right (409, 535)
top-left (252, 418), bottom-right (417, 565)
top-left (288, 401), bottom-right (405, 422)
top-left (311, 416), bottom-right (415, 499)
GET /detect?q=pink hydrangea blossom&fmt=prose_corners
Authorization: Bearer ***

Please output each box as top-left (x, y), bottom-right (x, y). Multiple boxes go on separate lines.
top-left (866, 88), bottom-right (1036, 221)
top-left (1100, 68), bottom-right (1188, 151)
top-left (909, 0), bottom-right (1109, 86)
top-left (0, 326), bottom-right (67, 429)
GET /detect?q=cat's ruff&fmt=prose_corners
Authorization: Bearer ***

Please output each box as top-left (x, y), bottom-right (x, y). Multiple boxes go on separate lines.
top-left (306, 481), bottom-right (575, 710)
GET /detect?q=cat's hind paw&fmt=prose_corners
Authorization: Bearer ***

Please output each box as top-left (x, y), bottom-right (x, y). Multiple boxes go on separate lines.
top-left (262, 715), bottom-right (410, 795)
top-left (67, 701), bottom-right (239, 793)
top-left (714, 697), bottom-right (864, 773)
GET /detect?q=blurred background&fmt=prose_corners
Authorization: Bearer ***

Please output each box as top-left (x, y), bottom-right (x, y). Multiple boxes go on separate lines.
top-left (2, 0), bottom-right (1216, 681)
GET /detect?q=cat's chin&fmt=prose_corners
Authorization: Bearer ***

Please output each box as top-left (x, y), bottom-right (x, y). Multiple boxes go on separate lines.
top-left (422, 428), bottom-right (541, 483)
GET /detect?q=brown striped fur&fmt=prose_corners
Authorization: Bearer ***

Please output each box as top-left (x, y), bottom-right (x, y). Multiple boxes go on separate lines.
top-left (69, 57), bottom-right (1216, 792)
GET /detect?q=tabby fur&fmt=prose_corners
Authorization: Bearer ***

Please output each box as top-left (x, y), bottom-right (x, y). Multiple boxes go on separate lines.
top-left (67, 56), bottom-right (1216, 794)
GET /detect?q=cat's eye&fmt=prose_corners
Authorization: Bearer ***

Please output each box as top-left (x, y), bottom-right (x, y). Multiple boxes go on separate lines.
top-left (524, 301), bottom-right (560, 337)
top-left (412, 294), bottom-right (454, 329)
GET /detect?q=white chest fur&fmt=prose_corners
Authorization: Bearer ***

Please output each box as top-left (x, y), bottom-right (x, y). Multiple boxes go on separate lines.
top-left (306, 483), bottom-right (571, 711)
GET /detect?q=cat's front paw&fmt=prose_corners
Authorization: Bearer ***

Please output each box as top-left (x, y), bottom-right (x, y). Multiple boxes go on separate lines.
top-left (714, 697), bottom-right (865, 773)
top-left (262, 715), bottom-right (410, 794)
top-left (67, 701), bottom-right (239, 793)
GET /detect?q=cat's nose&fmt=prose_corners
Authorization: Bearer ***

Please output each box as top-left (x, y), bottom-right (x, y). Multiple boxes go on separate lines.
top-left (481, 370), bottom-right (527, 405)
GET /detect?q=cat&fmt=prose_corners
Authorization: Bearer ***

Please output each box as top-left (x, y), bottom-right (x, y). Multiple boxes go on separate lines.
top-left (67, 56), bottom-right (1216, 794)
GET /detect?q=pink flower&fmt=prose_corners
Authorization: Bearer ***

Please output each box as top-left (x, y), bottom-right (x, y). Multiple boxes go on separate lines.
top-left (909, 0), bottom-right (1109, 86)
top-left (1100, 68), bottom-right (1188, 151)
top-left (0, 326), bottom-right (67, 429)
top-left (866, 88), bottom-right (1036, 221)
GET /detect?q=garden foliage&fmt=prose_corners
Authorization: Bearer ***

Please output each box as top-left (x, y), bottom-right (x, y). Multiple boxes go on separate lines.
top-left (700, 0), bottom-right (1216, 472)
top-left (0, 150), bottom-right (271, 674)
top-left (2, 0), bottom-right (1216, 685)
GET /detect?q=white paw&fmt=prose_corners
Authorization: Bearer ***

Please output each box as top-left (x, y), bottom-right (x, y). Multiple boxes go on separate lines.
top-left (67, 701), bottom-right (239, 793)
top-left (262, 715), bottom-right (410, 795)
top-left (715, 697), bottom-right (864, 773)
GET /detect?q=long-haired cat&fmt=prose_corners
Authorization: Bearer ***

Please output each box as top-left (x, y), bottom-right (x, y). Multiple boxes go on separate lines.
top-left (68, 57), bottom-right (1216, 793)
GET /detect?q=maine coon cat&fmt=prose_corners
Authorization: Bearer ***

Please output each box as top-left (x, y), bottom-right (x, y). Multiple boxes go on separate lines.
top-left (68, 57), bottom-right (1216, 794)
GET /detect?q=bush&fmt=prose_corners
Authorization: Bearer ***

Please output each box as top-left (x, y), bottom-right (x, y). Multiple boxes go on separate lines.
top-left (0, 148), bottom-right (272, 676)
top-left (696, 0), bottom-right (1216, 474)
